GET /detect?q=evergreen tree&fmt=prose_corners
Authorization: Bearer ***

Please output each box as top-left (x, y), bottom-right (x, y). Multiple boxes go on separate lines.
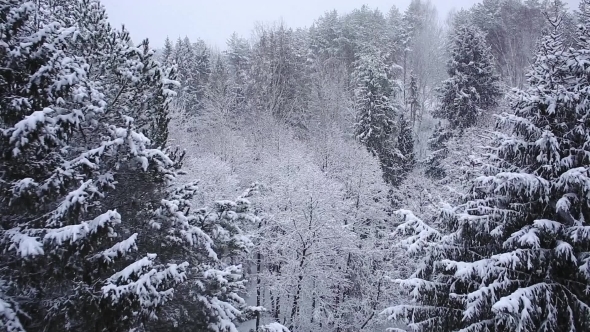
top-left (385, 17), bottom-right (590, 332)
top-left (408, 74), bottom-right (420, 126)
top-left (173, 37), bottom-right (185, 101)
top-left (146, 184), bottom-right (259, 332)
top-left (192, 39), bottom-right (211, 112)
top-left (225, 32), bottom-right (250, 111)
top-left (390, 115), bottom-right (416, 186)
top-left (353, 49), bottom-right (401, 185)
top-left (173, 37), bottom-right (184, 67)
top-left (0, 1), bottom-right (253, 331)
top-left (400, 0), bottom-right (441, 106)
top-left (249, 24), bottom-right (310, 125)
top-left (309, 10), bottom-right (343, 61)
top-left (424, 121), bottom-right (452, 180)
top-left (226, 32), bottom-right (250, 77)
top-left (0, 1), bottom-right (186, 331)
top-left (386, 5), bottom-right (404, 65)
top-left (435, 24), bottom-right (501, 129)
top-left (162, 36), bottom-right (175, 67)
top-left (400, 0), bottom-right (422, 105)
top-left (168, 37), bottom-right (211, 114)
top-left (179, 37), bottom-right (198, 113)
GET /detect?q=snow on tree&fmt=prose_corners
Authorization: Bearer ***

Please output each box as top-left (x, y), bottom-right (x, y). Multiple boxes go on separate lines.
top-left (0, 1), bottom-right (187, 331)
top-left (388, 115), bottom-right (416, 187)
top-left (169, 93), bottom-right (397, 331)
top-left (386, 5), bottom-right (404, 65)
top-left (423, 121), bottom-right (453, 180)
top-left (384, 15), bottom-right (590, 332)
top-left (173, 37), bottom-right (210, 114)
top-left (257, 322), bottom-right (290, 332)
top-left (162, 36), bottom-right (175, 68)
top-left (435, 23), bottom-right (501, 129)
top-left (0, 1), bottom-right (254, 331)
top-left (146, 183), bottom-right (259, 332)
top-left (225, 32), bottom-right (251, 111)
top-left (353, 49), bottom-right (403, 185)
top-left (399, 0), bottom-right (445, 111)
top-left (248, 23), bottom-right (310, 126)
top-left (469, 0), bottom-right (576, 87)
top-left (408, 74), bottom-right (420, 126)
top-left (309, 10), bottom-right (343, 62)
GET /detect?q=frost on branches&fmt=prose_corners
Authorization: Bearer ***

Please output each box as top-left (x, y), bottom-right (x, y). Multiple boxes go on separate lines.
top-left (385, 16), bottom-right (590, 332)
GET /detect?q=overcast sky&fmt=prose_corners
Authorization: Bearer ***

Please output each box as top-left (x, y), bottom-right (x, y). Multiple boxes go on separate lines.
top-left (100, 0), bottom-right (580, 49)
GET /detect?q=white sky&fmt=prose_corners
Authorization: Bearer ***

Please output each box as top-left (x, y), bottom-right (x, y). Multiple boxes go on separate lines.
top-left (100, 0), bottom-right (580, 49)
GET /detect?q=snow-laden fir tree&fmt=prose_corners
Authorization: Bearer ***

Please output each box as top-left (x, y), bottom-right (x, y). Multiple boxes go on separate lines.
top-left (0, 1), bottom-right (187, 331)
top-left (435, 23), bottom-right (501, 129)
top-left (0, 1), bottom-right (254, 331)
top-left (161, 37), bottom-right (175, 68)
top-left (146, 184), bottom-right (260, 332)
top-left (248, 24), bottom-right (310, 126)
top-left (399, 0), bottom-right (422, 104)
top-left (309, 10), bottom-right (343, 62)
top-left (389, 115), bottom-right (415, 186)
top-left (424, 121), bottom-right (452, 180)
top-left (385, 5), bottom-right (403, 67)
top-left (225, 32), bottom-right (251, 111)
top-left (353, 49), bottom-right (402, 185)
top-left (383, 15), bottom-right (590, 332)
top-left (175, 37), bottom-right (211, 114)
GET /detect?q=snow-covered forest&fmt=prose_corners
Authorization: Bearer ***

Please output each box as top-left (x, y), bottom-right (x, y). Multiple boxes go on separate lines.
top-left (1, 0), bottom-right (589, 331)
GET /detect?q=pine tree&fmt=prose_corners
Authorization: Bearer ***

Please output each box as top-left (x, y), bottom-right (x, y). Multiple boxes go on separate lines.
top-left (146, 184), bottom-right (259, 332)
top-left (400, 0), bottom-right (427, 106)
top-left (191, 39), bottom-right (211, 113)
top-left (397, 115), bottom-right (415, 172)
top-left (424, 121), bottom-right (452, 180)
top-left (309, 10), bottom-right (342, 61)
top-left (226, 32), bottom-right (250, 84)
top-left (435, 24), bottom-right (501, 129)
top-left (225, 32), bottom-right (250, 111)
top-left (249, 24), bottom-right (309, 125)
top-left (408, 74), bottom-right (420, 127)
top-left (0, 1), bottom-right (187, 331)
top-left (179, 37), bottom-right (198, 113)
top-left (353, 49), bottom-right (400, 185)
top-left (169, 37), bottom-right (211, 114)
top-left (390, 115), bottom-right (415, 186)
top-left (162, 36), bottom-right (175, 67)
top-left (173, 37), bottom-right (186, 102)
top-left (0, 1), bottom-right (256, 331)
top-left (385, 16), bottom-right (590, 332)
top-left (386, 5), bottom-right (404, 65)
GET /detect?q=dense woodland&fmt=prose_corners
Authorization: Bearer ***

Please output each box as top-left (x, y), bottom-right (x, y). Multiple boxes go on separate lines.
top-left (0, 0), bottom-right (589, 331)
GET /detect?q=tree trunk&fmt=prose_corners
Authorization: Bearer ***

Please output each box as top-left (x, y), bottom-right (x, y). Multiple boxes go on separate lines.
top-left (289, 247), bottom-right (307, 330)
top-left (256, 251), bottom-right (262, 331)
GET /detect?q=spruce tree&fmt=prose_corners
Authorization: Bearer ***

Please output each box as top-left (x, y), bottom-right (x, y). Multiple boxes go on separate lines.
top-left (424, 121), bottom-right (452, 180)
top-left (435, 24), bottom-right (501, 129)
top-left (0, 1), bottom-right (187, 331)
top-left (146, 184), bottom-right (259, 332)
top-left (0, 1), bottom-right (254, 331)
top-left (353, 50), bottom-right (400, 185)
top-left (225, 33), bottom-right (250, 111)
top-left (390, 115), bottom-right (415, 186)
top-left (385, 17), bottom-right (590, 332)
top-left (161, 36), bottom-right (175, 68)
